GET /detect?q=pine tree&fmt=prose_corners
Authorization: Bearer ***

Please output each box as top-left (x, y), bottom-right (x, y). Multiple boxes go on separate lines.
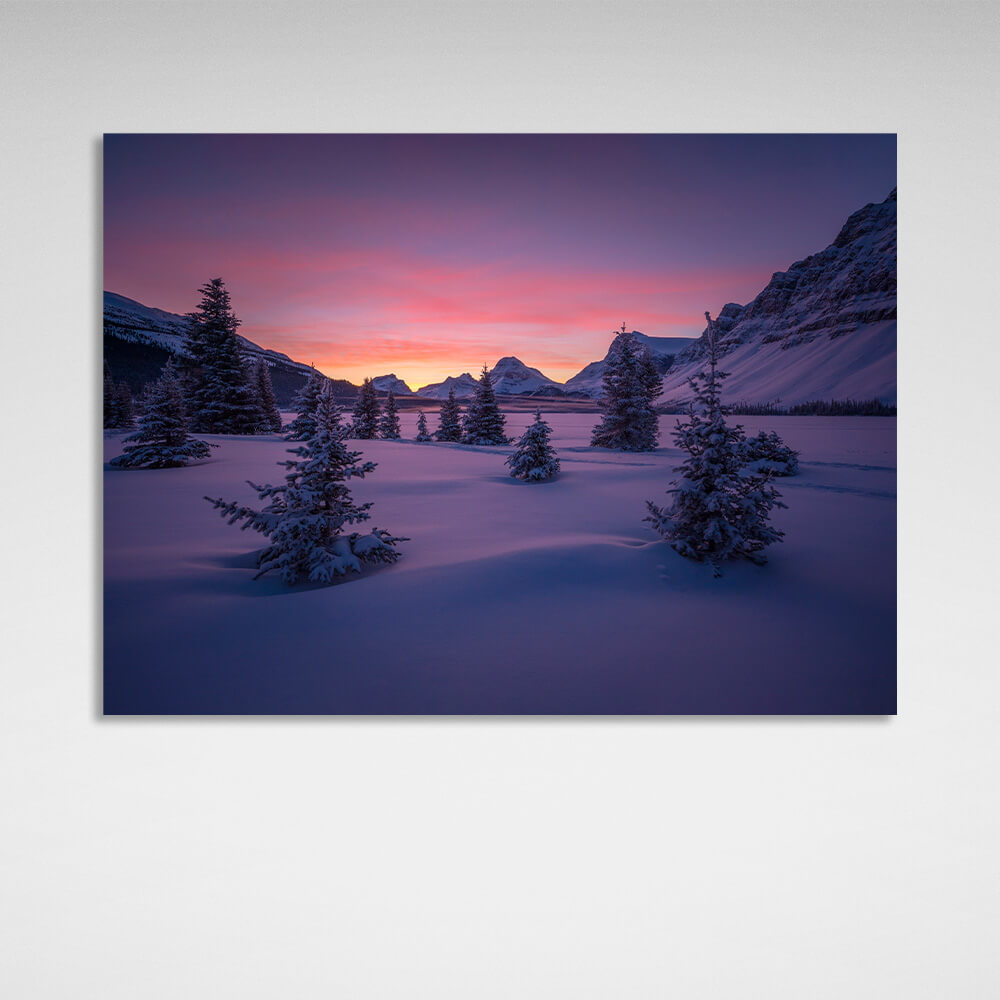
top-left (183, 278), bottom-right (260, 435)
top-left (462, 363), bottom-right (508, 445)
top-left (285, 368), bottom-right (327, 440)
top-left (415, 410), bottom-right (432, 442)
top-left (742, 430), bottom-right (799, 476)
top-left (434, 387), bottom-right (463, 442)
top-left (110, 359), bottom-right (213, 469)
top-left (252, 359), bottom-right (283, 433)
top-left (506, 409), bottom-right (560, 481)
top-left (645, 312), bottom-right (785, 576)
top-left (103, 361), bottom-right (134, 429)
top-left (205, 383), bottom-right (406, 584)
top-left (379, 389), bottom-right (401, 439)
top-left (590, 324), bottom-right (659, 451)
top-left (351, 377), bottom-right (381, 439)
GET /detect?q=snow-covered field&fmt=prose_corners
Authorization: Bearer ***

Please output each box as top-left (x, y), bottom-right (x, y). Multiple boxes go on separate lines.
top-left (103, 411), bottom-right (896, 714)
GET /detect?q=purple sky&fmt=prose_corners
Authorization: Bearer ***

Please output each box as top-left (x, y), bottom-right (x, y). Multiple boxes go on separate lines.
top-left (104, 134), bottom-right (896, 386)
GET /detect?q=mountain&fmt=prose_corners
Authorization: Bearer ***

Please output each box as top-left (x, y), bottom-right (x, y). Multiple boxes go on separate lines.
top-left (103, 291), bottom-right (353, 405)
top-left (372, 374), bottom-right (413, 395)
top-left (415, 372), bottom-right (481, 399)
top-left (658, 189), bottom-right (897, 405)
top-left (488, 356), bottom-right (560, 395)
top-left (564, 332), bottom-right (696, 398)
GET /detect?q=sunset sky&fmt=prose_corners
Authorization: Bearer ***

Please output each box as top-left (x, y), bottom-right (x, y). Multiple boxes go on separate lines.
top-left (104, 134), bottom-right (896, 388)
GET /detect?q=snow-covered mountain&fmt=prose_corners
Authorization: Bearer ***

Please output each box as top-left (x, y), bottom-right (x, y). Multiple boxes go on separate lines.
top-left (415, 372), bottom-right (481, 399)
top-left (659, 189), bottom-right (897, 405)
top-left (372, 374), bottom-right (413, 394)
top-left (488, 356), bottom-right (561, 395)
top-left (564, 332), bottom-right (696, 398)
top-left (104, 291), bottom-right (339, 405)
top-left (416, 358), bottom-right (560, 398)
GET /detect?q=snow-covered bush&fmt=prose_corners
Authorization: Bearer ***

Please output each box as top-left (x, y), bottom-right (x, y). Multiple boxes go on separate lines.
top-left (285, 369), bottom-right (327, 440)
top-left (111, 359), bottom-right (213, 469)
top-left (379, 389), bottom-right (401, 439)
top-left (590, 326), bottom-right (660, 451)
top-left (434, 387), bottom-right (463, 442)
top-left (645, 313), bottom-right (784, 576)
top-left (205, 384), bottom-right (406, 585)
top-left (742, 430), bottom-right (799, 476)
top-left (252, 359), bottom-right (283, 433)
top-left (352, 377), bottom-right (381, 439)
top-left (462, 364), bottom-right (508, 445)
top-left (182, 278), bottom-right (261, 435)
top-left (506, 409), bottom-right (560, 481)
top-left (415, 411), bottom-right (432, 442)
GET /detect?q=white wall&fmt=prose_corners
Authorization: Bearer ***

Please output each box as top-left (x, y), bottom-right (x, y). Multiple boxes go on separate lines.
top-left (2, 2), bottom-right (997, 997)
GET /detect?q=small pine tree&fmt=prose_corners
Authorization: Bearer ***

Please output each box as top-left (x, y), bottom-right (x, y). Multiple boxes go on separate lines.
top-left (434, 387), bottom-right (463, 442)
top-left (743, 430), bottom-right (799, 476)
top-left (590, 324), bottom-right (659, 451)
top-left (462, 363), bottom-right (508, 445)
top-left (253, 359), bottom-right (283, 433)
top-left (645, 312), bottom-right (784, 576)
top-left (205, 384), bottom-right (405, 584)
top-left (103, 361), bottom-right (135, 429)
top-left (183, 278), bottom-right (260, 435)
top-left (415, 410), bottom-right (432, 442)
top-left (110, 359), bottom-right (213, 469)
top-left (506, 409), bottom-right (560, 481)
top-left (285, 368), bottom-right (327, 440)
top-left (352, 377), bottom-right (381, 439)
top-left (379, 389), bottom-right (401, 439)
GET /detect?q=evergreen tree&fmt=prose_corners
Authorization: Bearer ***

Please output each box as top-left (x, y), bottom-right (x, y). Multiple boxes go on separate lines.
top-left (434, 387), bottom-right (463, 442)
top-left (645, 312), bottom-right (784, 576)
top-left (351, 377), bottom-right (381, 439)
top-left (506, 409), bottom-right (560, 481)
top-left (415, 410), bottom-right (432, 442)
top-left (183, 278), bottom-right (260, 435)
top-left (285, 368), bottom-right (327, 440)
top-left (205, 384), bottom-right (406, 584)
top-left (742, 430), bottom-right (799, 476)
top-left (379, 389), bottom-right (401, 439)
top-left (110, 359), bottom-right (213, 469)
top-left (590, 324), bottom-right (659, 451)
top-left (462, 363), bottom-right (508, 445)
top-left (103, 361), bottom-right (134, 429)
top-left (252, 359), bottom-right (283, 433)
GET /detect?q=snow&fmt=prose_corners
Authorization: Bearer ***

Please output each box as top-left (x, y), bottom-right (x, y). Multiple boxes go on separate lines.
top-left (660, 321), bottom-right (897, 406)
top-left (104, 411), bottom-right (896, 714)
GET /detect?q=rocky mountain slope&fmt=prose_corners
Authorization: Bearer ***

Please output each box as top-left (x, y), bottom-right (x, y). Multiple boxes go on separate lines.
top-left (659, 189), bottom-right (897, 405)
top-left (372, 374), bottom-right (413, 395)
top-left (564, 332), bottom-right (696, 397)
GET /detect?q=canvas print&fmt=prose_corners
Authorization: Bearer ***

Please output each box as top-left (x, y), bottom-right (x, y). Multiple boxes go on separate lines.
top-left (102, 134), bottom-right (896, 714)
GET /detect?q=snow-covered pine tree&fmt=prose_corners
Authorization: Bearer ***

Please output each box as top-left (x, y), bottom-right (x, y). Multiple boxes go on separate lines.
top-left (590, 324), bottom-right (659, 451)
top-left (110, 359), bottom-right (213, 469)
top-left (103, 361), bottom-right (134, 429)
top-left (205, 383), bottom-right (405, 584)
top-left (462, 363), bottom-right (508, 445)
top-left (379, 389), bottom-right (401, 439)
top-left (351, 377), bottom-right (381, 439)
top-left (285, 368), bottom-right (327, 440)
top-left (252, 359), bottom-right (283, 433)
top-left (645, 312), bottom-right (785, 576)
top-left (742, 430), bottom-right (799, 476)
top-left (506, 409), bottom-right (560, 481)
top-left (183, 278), bottom-right (261, 435)
top-left (434, 387), bottom-right (463, 442)
top-left (415, 410), bottom-right (432, 442)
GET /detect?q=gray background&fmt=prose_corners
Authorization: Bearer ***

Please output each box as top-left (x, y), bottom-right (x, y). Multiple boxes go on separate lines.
top-left (2, 1), bottom-right (997, 996)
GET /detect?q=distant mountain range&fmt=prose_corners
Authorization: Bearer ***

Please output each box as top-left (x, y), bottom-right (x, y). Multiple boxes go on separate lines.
top-left (103, 188), bottom-right (896, 407)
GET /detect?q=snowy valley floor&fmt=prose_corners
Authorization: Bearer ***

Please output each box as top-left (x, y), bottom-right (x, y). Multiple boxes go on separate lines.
top-left (103, 412), bottom-right (896, 714)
